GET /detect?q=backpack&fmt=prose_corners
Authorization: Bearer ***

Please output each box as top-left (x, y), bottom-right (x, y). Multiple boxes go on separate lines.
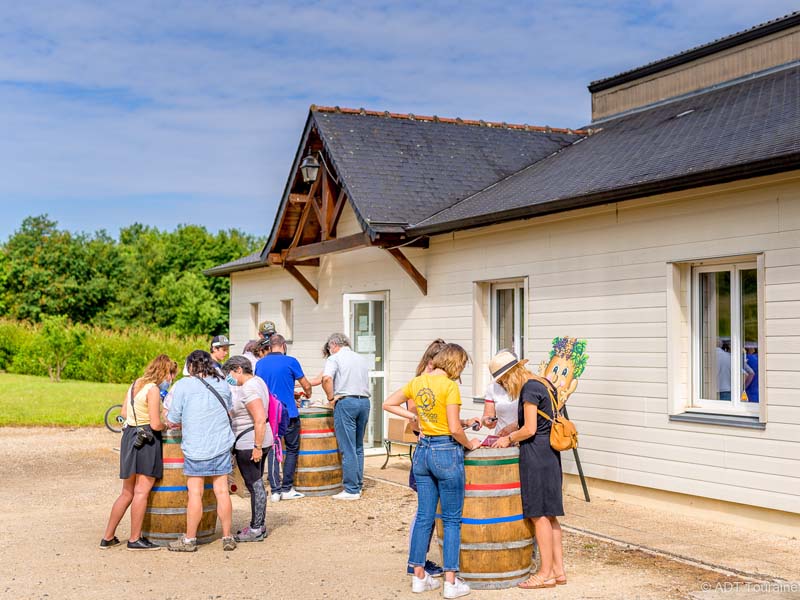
top-left (531, 375), bottom-right (578, 452)
top-left (266, 392), bottom-right (288, 439)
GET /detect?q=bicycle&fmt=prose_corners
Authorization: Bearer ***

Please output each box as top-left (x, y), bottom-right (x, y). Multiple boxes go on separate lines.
top-left (104, 404), bottom-right (125, 433)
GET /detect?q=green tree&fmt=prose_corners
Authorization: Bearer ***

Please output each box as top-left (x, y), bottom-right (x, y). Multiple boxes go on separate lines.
top-left (31, 315), bottom-right (86, 382)
top-left (155, 272), bottom-right (222, 334)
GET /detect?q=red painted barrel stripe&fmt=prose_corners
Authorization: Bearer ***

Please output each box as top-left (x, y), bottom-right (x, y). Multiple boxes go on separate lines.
top-left (300, 429), bottom-right (335, 434)
top-left (163, 458), bottom-right (184, 464)
top-left (465, 482), bottom-right (520, 491)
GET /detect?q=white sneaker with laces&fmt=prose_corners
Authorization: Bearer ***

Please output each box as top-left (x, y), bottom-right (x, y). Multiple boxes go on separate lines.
top-left (443, 577), bottom-right (470, 599)
top-left (281, 489), bottom-right (305, 500)
top-left (331, 490), bottom-right (361, 500)
top-left (270, 493), bottom-right (281, 503)
top-left (411, 573), bottom-right (441, 593)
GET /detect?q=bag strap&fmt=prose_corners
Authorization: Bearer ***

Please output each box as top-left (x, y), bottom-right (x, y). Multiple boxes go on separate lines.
top-left (195, 376), bottom-right (233, 427)
top-left (234, 425), bottom-right (255, 445)
top-left (529, 375), bottom-right (560, 423)
top-left (129, 379), bottom-right (139, 427)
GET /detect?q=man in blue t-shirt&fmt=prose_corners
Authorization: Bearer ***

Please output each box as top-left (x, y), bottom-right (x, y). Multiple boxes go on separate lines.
top-left (255, 334), bottom-right (312, 501)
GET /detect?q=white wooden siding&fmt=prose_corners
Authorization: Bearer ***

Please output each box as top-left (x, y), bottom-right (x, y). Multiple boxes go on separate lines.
top-left (229, 173), bottom-right (800, 513)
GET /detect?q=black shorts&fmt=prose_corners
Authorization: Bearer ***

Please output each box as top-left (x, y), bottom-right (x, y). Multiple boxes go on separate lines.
top-left (119, 426), bottom-right (163, 479)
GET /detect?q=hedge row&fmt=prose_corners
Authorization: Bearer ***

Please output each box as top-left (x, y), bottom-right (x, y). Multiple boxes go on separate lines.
top-left (0, 319), bottom-right (208, 383)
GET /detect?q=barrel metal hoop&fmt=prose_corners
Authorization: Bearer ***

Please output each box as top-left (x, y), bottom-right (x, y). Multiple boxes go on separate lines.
top-left (466, 448), bottom-right (520, 459)
top-left (295, 483), bottom-right (343, 492)
top-left (464, 458), bottom-right (518, 466)
top-left (142, 528), bottom-right (216, 540)
top-left (436, 538), bottom-right (533, 551)
top-left (464, 488), bottom-right (521, 498)
top-left (145, 505), bottom-right (217, 515)
top-left (298, 449), bottom-right (338, 455)
top-left (296, 465), bottom-right (341, 472)
top-left (460, 567), bottom-right (532, 579)
top-left (299, 433), bottom-right (336, 439)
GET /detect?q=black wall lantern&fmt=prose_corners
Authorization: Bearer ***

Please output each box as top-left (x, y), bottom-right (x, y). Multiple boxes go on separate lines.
top-left (299, 154), bottom-right (320, 183)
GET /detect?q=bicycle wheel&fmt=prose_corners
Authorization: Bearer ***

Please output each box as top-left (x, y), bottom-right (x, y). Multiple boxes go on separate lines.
top-left (104, 404), bottom-right (125, 433)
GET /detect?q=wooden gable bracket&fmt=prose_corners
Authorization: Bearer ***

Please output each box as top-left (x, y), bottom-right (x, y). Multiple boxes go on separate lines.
top-left (386, 248), bottom-right (427, 295)
top-left (284, 264), bottom-right (319, 304)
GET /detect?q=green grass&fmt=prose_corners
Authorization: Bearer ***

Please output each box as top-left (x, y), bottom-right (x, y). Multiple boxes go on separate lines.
top-left (0, 373), bottom-right (129, 426)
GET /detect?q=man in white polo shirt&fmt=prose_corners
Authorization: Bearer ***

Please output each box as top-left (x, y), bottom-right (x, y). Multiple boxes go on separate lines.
top-left (321, 333), bottom-right (371, 501)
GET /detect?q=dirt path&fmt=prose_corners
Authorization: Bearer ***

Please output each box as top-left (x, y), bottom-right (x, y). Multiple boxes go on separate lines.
top-left (0, 428), bottom-right (740, 599)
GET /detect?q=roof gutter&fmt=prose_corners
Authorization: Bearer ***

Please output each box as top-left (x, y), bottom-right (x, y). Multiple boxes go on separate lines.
top-left (408, 152), bottom-right (800, 237)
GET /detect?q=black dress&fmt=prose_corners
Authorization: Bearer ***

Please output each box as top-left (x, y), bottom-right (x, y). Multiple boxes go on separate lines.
top-left (518, 379), bottom-right (563, 518)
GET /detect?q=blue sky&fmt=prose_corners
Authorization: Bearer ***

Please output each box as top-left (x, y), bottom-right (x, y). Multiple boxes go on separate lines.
top-left (0, 1), bottom-right (797, 242)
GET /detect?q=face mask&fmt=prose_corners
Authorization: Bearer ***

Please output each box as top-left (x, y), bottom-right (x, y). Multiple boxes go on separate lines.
top-left (158, 380), bottom-right (170, 393)
top-left (226, 374), bottom-right (238, 386)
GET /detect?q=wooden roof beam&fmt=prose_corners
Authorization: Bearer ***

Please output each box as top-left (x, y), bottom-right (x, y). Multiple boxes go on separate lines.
top-left (285, 264), bottom-right (318, 304)
top-left (286, 232), bottom-right (372, 262)
top-left (386, 248), bottom-right (427, 295)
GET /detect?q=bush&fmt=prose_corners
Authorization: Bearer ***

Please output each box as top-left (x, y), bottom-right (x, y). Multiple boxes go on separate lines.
top-left (6, 319), bottom-right (208, 383)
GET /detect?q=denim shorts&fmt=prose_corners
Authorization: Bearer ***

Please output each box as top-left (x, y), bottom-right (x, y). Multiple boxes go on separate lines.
top-left (183, 451), bottom-right (232, 477)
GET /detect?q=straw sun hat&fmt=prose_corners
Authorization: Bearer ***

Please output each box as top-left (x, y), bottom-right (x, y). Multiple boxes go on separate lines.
top-left (488, 350), bottom-right (528, 382)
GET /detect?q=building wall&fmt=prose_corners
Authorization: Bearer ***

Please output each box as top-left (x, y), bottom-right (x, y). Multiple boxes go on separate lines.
top-left (591, 25), bottom-right (800, 120)
top-left (230, 173), bottom-right (800, 514)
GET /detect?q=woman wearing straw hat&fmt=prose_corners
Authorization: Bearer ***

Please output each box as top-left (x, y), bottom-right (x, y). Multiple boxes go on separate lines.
top-left (480, 348), bottom-right (523, 440)
top-left (490, 350), bottom-right (566, 590)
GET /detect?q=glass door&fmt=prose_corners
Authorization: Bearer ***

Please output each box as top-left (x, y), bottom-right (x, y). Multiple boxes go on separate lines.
top-left (344, 293), bottom-right (387, 448)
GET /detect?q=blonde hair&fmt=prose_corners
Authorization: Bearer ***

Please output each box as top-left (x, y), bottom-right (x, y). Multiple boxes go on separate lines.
top-left (498, 362), bottom-right (532, 399)
top-left (430, 343), bottom-right (470, 380)
top-left (135, 354), bottom-right (178, 394)
top-left (415, 338), bottom-right (447, 376)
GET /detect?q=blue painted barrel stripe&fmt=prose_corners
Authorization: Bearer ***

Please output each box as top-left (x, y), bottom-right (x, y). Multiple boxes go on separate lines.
top-left (298, 449), bottom-right (338, 455)
top-left (152, 484), bottom-right (214, 492)
top-left (434, 513), bottom-right (524, 525)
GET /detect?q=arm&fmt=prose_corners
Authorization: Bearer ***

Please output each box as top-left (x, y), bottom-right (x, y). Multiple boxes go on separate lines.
top-left (146, 386), bottom-right (163, 431)
top-left (307, 370), bottom-right (324, 387)
top-left (321, 375), bottom-right (335, 402)
top-left (493, 402), bottom-right (536, 448)
top-left (245, 399), bottom-right (267, 463)
top-left (383, 387), bottom-right (417, 421)
top-left (481, 401), bottom-right (497, 429)
top-left (297, 376), bottom-right (312, 398)
top-left (447, 404), bottom-right (481, 450)
top-left (120, 384), bottom-right (133, 420)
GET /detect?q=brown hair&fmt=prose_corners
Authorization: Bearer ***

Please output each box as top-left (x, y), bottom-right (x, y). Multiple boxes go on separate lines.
top-left (134, 354), bottom-right (178, 394)
top-left (498, 362), bottom-right (533, 399)
top-left (415, 338), bottom-right (447, 376)
top-left (430, 343), bottom-right (470, 380)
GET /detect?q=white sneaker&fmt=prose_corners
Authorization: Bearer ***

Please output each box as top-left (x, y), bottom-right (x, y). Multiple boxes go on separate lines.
top-left (331, 490), bottom-right (361, 501)
top-left (411, 573), bottom-right (441, 593)
top-left (443, 577), bottom-right (470, 599)
top-left (281, 489), bottom-right (305, 500)
top-left (270, 493), bottom-right (281, 503)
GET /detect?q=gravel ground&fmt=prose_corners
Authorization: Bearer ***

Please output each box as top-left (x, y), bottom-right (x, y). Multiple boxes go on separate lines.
top-left (0, 428), bottom-right (742, 600)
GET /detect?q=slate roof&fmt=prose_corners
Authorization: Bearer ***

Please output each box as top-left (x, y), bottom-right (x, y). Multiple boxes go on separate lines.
top-left (313, 108), bottom-right (583, 232)
top-left (410, 63), bottom-right (800, 235)
top-left (204, 251), bottom-right (263, 276)
top-left (589, 11), bottom-right (800, 93)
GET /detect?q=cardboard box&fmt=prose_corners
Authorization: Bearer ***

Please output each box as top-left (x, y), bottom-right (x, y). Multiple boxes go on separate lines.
top-left (387, 418), bottom-right (418, 443)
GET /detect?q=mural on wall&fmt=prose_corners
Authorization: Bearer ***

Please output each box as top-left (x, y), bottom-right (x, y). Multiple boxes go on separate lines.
top-left (537, 336), bottom-right (589, 407)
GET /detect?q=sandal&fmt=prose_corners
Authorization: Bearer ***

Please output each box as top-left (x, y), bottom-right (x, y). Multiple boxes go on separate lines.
top-left (518, 574), bottom-right (556, 589)
top-left (554, 573), bottom-right (567, 585)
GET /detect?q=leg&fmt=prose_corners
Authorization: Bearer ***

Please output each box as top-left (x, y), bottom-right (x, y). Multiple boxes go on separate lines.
top-left (185, 476), bottom-right (205, 539)
top-left (354, 397), bottom-right (370, 491)
top-left (103, 476), bottom-right (135, 540)
top-left (212, 474), bottom-right (233, 538)
top-left (280, 418), bottom-right (300, 492)
top-left (266, 444), bottom-right (281, 494)
top-left (409, 444), bottom-right (437, 574)
top-left (550, 516), bottom-right (566, 583)
top-left (129, 474), bottom-right (156, 541)
top-left (432, 445), bottom-right (465, 584)
top-left (532, 516), bottom-right (555, 581)
top-left (333, 398), bottom-right (359, 494)
top-left (236, 449), bottom-right (267, 531)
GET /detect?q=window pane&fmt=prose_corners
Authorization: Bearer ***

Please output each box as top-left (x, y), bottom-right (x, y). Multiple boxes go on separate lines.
top-left (495, 289), bottom-right (515, 353)
top-left (741, 269), bottom-right (759, 403)
top-left (699, 271), bottom-right (731, 402)
top-left (518, 287), bottom-right (525, 358)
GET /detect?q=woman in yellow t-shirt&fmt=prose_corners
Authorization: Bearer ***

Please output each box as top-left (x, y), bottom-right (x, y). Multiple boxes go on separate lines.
top-left (384, 343), bottom-right (480, 597)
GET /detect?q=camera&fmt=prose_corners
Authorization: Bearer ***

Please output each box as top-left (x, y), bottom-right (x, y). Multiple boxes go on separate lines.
top-left (133, 427), bottom-right (154, 449)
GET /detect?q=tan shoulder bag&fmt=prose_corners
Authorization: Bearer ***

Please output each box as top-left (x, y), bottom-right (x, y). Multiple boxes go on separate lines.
top-left (530, 375), bottom-right (578, 452)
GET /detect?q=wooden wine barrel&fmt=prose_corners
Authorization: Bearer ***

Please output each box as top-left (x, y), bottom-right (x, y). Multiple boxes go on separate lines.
top-left (295, 407), bottom-right (343, 496)
top-left (141, 428), bottom-right (218, 546)
top-left (435, 446), bottom-right (534, 589)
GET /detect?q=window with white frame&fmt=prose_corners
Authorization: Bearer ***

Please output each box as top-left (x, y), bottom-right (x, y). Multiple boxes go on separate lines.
top-left (249, 302), bottom-right (260, 338)
top-left (491, 281), bottom-right (525, 359)
top-left (692, 261), bottom-right (760, 414)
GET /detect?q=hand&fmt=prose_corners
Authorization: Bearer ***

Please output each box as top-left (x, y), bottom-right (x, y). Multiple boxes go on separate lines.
top-left (463, 417), bottom-right (481, 431)
top-left (492, 436), bottom-right (511, 449)
top-left (468, 438), bottom-right (481, 450)
top-left (252, 447), bottom-right (263, 463)
top-left (482, 416), bottom-right (498, 429)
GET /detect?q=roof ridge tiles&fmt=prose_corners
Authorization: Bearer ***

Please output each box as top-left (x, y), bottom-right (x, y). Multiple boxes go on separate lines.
top-left (309, 104), bottom-right (586, 135)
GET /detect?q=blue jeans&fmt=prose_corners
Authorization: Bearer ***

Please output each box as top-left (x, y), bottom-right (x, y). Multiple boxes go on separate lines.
top-left (333, 396), bottom-right (371, 494)
top-left (409, 436), bottom-right (465, 572)
top-left (280, 417), bottom-right (301, 493)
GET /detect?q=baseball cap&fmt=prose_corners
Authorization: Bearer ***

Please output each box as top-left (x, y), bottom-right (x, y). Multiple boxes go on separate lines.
top-left (211, 335), bottom-right (234, 348)
top-left (258, 320), bottom-right (277, 337)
